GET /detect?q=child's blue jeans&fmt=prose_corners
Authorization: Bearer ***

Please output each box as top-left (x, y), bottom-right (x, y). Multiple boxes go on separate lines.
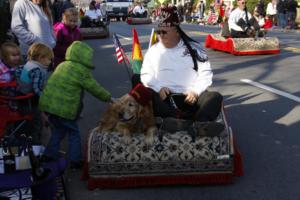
top-left (44, 114), bottom-right (82, 162)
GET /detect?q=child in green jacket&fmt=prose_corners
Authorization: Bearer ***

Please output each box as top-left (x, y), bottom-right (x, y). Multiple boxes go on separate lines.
top-left (39, 41), bottom-right (112, 168)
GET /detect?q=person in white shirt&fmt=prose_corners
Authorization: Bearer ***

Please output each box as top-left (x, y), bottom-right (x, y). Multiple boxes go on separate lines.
top-left (266, 0), bottom-right (277, 25)
top-left (228, 0), bottom-right (260, 37)
top-left (253, 6), bottom-right (265, 27)
top-left (132, 2), bottom-right (147, 17)
top-left (132, 7), bottom-right (223, 132)
top-left (81, 0), bottom-right (103, 27)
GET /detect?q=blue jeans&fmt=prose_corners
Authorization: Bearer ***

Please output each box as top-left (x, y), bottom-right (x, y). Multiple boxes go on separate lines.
top-left (44, 114), bottom-right (82, 162)
top-left (278, 13), bottom-right (287, 29)
top-left (287, 11), bottom-right (296, 29)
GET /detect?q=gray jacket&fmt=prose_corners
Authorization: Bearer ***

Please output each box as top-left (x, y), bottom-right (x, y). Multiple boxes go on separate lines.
top-left (11, 0), bottom-right (56, 55)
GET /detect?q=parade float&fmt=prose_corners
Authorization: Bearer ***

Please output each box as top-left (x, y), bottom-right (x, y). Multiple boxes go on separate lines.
top-left (205, 34), bottom-right (280, 55)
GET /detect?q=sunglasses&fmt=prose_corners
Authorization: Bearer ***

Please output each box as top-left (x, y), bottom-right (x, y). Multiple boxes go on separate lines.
top-left (155, 29), bottom-right (168, 35)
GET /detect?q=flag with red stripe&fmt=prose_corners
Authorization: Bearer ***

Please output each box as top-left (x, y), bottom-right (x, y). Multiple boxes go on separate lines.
top-left (113, 33), bottom-right (129, 64)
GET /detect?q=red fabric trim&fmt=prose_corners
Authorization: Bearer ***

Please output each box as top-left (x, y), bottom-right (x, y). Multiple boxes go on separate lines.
top-left (81, 142), bottom-right (89, 181)
top-left (220, 105), bottom-right (244, 177)
top-left (205, 34), bottom-right (233, 53)
top-left (205, 34), bottom-right (280, 55)
top-left (233, 134), bottom-right (244, 177)
top-left (87, 173), bottom-right (234, 190)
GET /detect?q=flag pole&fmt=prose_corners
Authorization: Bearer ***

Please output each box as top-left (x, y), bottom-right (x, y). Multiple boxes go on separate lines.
top-left (148, 28), bottom-right (155, 49)
top-left (148, 28), bottom-right (158, 50)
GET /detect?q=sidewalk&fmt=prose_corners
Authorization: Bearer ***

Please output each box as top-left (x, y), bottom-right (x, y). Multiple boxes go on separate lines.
top-left (270, 26), bottom-right (300, 34)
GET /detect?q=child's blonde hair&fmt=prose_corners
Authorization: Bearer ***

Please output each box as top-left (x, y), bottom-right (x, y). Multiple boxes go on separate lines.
top-left (63, 7), bottom-right (79, 19)
top-left (27, 43), bottom-right (54, 61)
top-left (0, 42), bottom-right (21, 61)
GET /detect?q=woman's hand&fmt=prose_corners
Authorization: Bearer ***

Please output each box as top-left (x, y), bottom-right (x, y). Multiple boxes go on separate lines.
top-left (159, 87), bottom-right (171, 100)
top-left (184, 91), bottom-right (198, 105)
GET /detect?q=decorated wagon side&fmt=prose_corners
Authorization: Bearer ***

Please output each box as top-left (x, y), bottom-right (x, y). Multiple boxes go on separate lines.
top-left (205, 34), bottom-right (280, 55)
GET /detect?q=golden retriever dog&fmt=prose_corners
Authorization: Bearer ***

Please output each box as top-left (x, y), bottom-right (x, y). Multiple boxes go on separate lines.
top-left (97, 94), bottom-right (157, 145)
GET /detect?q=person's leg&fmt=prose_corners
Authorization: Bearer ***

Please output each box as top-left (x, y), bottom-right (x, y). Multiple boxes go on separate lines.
top-left (152, 92), bottom-right (177, 118)
top-left (230, 29), bottom-right (248, 38)
top-left (236, 18), bottom-right (247, 30)
top-left (249, 17), bottom-right (260, 30)
top-left (278, 13), bottom-right (286, 29)
top-left (66, 120), bottom-right (82, 163)
top-left (290, 12), bottom-right (296, 29)
top-left (30, 108), bottom-right (42, 144)
top-left (142, 11), bottom-right (147, 17)
top-left (43, 114), bottom-right (67, 160)
top-left (282, 13), bottom-right (287, 28)
top-left (194, 91), bottom-right (223, 122)
top-left (221, 20), bottom-right (231, 37)
top-left (273, 14), bottom-right (278, 26)
top-left (80, 16), bottom-right (90, 27)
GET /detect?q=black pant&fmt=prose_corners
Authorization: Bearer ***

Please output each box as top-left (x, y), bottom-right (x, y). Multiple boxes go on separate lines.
top-left (231, 17), bottom-right (260, 38)
top-left (80, 17), bottom-right (103, 28)
top-left (132, 11), bottom-right (147, 18)
top-left (131, 74), bottom-right (223, 121)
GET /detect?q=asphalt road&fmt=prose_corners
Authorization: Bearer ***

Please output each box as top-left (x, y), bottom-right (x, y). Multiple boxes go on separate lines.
top-left (64, 22), bottom-right (300, 200)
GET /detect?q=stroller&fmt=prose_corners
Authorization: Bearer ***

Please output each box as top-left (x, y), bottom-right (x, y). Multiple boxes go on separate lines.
top-left (0, 80), bottom-right (69, 199)
top-left (0, 80), bottom-right (34, 139)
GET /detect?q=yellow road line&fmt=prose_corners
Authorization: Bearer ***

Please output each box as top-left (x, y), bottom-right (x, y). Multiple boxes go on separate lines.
top-left (188, 31), bottom-right (210, 36)
top-left (283, 47), bottom-right (300, 53)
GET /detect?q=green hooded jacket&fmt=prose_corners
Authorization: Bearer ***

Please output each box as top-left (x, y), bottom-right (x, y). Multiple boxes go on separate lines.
top-left (39, 41), bottom-right (111, 120)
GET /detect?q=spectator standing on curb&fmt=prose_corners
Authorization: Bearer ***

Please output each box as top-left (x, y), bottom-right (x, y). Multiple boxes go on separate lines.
top-left (0, 0), bottom-right (13, 45)
top-left (286, 0), bottom-right (299, 29)
top-left (11, 0), bottom-right (56, 60)
top-left (199, 0), bottom-right (205, 20)
top-left (53, 0), bottom-right (63, 23)
top-left (277, 0), bottom-right (287, 29)
top-left (266, 0), bottom-right (278, 26)
top-left (256, 0), bottom-right (265, 16)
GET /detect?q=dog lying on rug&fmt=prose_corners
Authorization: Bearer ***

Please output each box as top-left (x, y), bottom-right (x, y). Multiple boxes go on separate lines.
top-left (97, 84), bottom-right (157, 144)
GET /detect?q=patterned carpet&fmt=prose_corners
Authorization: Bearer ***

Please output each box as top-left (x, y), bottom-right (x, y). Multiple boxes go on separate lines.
top-left (83, 107), bottom-right (243, 189)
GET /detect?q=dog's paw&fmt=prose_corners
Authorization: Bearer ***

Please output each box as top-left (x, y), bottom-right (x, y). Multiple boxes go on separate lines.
top-left (144, 127), bottom-right (156, 146)
top-left (144, 135), bottom-right (154, 146)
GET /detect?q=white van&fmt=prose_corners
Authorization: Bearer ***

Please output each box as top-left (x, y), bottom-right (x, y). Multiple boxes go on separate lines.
top-left (105, 0), bottom-right (133, 21)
